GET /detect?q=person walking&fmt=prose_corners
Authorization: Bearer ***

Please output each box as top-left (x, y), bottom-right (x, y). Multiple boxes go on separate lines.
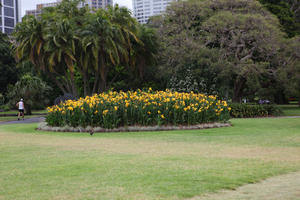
top-left (16, 98), bottom-right (25, 120)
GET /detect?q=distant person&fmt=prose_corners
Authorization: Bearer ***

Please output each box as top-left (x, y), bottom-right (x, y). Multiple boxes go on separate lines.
top-left (16, 99), bottom-right (25, 120)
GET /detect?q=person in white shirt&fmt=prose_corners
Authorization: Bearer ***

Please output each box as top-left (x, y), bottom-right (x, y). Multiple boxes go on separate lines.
top-left (16, 98), bottom-right (25, 120)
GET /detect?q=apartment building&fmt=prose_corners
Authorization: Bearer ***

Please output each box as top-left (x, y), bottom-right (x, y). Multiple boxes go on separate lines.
top-left (81, 0), bottom-right (113, 9)
top-left (133, 0), bottom-right (175, 24)
top-left (26, 0), bottom-right (113, 17)
top-left (0, 0), bottom-right (21, 34)
top-left (26, 1), bottom-right (59, 18)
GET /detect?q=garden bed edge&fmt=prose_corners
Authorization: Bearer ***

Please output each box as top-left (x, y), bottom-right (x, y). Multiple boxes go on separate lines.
top-left (37, 122), bottom-right (232, 133)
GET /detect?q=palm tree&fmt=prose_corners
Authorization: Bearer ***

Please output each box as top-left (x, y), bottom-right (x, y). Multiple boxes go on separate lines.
top-left (44, 18), bottom-right (78, 96)
top-left (14, 15), bottom-right (46, 72)
top-left (81, 6), bottom-right (140, 94)
top-left (131, 24), bottom-right (158, 79)
top-left (14, 0), bottom-right (145, 97)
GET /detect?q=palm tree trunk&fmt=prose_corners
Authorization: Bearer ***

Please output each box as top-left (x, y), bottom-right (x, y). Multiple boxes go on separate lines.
top-left (92, 70), bottom-right (100, 94)
top-left (49, 74), bottom-right (68, 94)
top-left (70, 71), bottom-right (78, 97)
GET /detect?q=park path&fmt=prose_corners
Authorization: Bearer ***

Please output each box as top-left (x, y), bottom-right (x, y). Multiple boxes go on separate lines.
top-left (0, 117), bottom-right (45, 125)
top-left (190, 170), bottom-right (300, 200)
top-left (1, 116), bottom-right (299, 126)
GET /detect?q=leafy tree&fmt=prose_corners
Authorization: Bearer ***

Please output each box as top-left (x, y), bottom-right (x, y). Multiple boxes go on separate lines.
top-left (0, 33), bottom-right (18, 95)
top-left (7, 74), bottom-right (52, 114)
top-left (80, 5), bottom-right (139, 94)
top-left (14, 0), bottom-right (155, 97)
top-left (259, 0), bottom-right (300, 37)
top-left (278, 36), bottom-right (300, 105)
top-left (150, 0), bottom-right (287, 102)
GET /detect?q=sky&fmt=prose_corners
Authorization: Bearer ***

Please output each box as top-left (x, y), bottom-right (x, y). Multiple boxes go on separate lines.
top-left (21, 0), bottom-right (133, 16)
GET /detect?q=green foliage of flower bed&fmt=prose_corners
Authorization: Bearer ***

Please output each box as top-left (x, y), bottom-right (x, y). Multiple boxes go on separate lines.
top-left (46, 90), bottom-right (230, 129)
top-left (230, 103), bottom-right (282, 118)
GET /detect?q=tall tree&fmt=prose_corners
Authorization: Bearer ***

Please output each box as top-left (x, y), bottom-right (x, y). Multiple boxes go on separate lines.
top-left (14, 0), bottom-right (152, 97)
top-left (150, 0), bottom-right (287, 102)
top-left (0, 32), bottom-right (18, 94)
top-left (259, 0), bottom-right (300, 37)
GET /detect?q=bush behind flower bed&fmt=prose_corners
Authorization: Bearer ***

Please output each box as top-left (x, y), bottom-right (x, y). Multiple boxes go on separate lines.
top-left (46, 89), bottom-right (231, 129)
top-left (229, 103), bottom-right (282, 118)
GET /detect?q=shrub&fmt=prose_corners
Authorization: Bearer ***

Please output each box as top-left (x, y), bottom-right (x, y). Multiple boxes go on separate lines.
top-left (230, 103), bottom-right (282, 118)
top-left (46, 89), bottom-right (231, 128)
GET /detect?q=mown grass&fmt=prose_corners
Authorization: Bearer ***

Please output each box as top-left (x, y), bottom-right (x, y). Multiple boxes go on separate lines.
top-left (278, 104), bottom-right (300, 116)
top-left (0, 118), bottom-right (300, 200)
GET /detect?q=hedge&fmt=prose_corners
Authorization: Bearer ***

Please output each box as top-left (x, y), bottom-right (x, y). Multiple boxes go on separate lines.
top-left (230, 103), bottom-right (282, 118)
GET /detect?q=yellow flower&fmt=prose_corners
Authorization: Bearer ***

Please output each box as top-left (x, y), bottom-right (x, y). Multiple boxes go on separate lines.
top-left (68, 106), bottom-right (73, 111)
top-left (228, 107), bottom-right (232, 111)
top-left (161, 114), bottom-right (165, 119)
top-left (103, 110), bottom-right (109, 115)
top-left (147, 111), bottom-right (151, 115)
top-left (158, 110), bottom-right (161, 114)
top-left (114, 106), bottom-right (118, 111)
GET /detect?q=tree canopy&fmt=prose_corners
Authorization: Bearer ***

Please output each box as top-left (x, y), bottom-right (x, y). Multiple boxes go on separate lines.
top-left (14, 0), bottom-right (158, 97)
top-left (150, 0), bottom-right (293, 102)
top-left (259, 0), bottom-right (300, 37)
top-left (0, 33), bottom-right (18, 94)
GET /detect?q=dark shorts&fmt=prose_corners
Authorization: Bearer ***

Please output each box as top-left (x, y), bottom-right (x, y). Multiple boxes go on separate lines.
top-left (19, 109), bottom-right (24, 113)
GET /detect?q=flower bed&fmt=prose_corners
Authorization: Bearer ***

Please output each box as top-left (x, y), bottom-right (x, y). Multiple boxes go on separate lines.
top-left (46, 89), bottom-right (231, 129)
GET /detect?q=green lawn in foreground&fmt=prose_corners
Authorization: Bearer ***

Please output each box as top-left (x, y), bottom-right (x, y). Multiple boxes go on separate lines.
top-left (0, 118), bottom-right (300, 200)
top-left (278, 104), bottom-right (300, 116)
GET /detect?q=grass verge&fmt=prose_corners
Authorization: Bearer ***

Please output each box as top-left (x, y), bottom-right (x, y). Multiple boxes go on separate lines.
top-left (278, 104), bottom-right (300, 116)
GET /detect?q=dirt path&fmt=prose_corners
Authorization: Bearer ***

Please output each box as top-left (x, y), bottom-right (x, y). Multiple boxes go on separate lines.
top-left (0, 117), bottom-right (45, 125)
top-left (191, 171), bottom-right (300, 200)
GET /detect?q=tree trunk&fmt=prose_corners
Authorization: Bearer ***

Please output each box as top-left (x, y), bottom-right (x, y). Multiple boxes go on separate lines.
top-left (25, 104), bottom-right (32, 115)
top-left (70, 72), bottom-right (78, 97)
top-left (99, 79), bottom-right (106, 93)
top-left (232, 78), bottom-right (245, 103)
top-left (92, 70), bottom-right (100, 94)
top-left (83, 70), bottom-right (89, 97)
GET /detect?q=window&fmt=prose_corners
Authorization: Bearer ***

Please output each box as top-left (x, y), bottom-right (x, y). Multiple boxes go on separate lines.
top-left (5, 28), bottom-right (14, 34)
top-left (4, 17), bottom-right (14, 27)
top-left (4, 7), bottom-right (14, 17)
top-left (4, 0), bottom-right (14, 7)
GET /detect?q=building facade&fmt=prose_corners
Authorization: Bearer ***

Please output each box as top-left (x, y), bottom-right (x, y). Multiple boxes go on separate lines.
top-left (133, 0), bottom-right (175, 24)
top-left (80, 0), bottom-right (113, 9)
top-left (26, 2), bottom-right (59, 18)
top-left (0, 0), bottom-right (21, 34)
top-left (26, 0), bottom-right (113, 18)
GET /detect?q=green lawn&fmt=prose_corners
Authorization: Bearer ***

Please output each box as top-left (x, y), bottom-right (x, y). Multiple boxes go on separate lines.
top-left (0, 118), bottom-right (300, 199)
top-left (278, 104), bottom-right (300, 116)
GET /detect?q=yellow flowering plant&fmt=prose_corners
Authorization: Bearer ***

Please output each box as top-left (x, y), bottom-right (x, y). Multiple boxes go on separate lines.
top-left (46, 89), bottom-right (231, 128)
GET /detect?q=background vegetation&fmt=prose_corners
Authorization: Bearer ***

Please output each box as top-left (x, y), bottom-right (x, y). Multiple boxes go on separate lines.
top-left (0, 0), bottom-right (299, 113)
